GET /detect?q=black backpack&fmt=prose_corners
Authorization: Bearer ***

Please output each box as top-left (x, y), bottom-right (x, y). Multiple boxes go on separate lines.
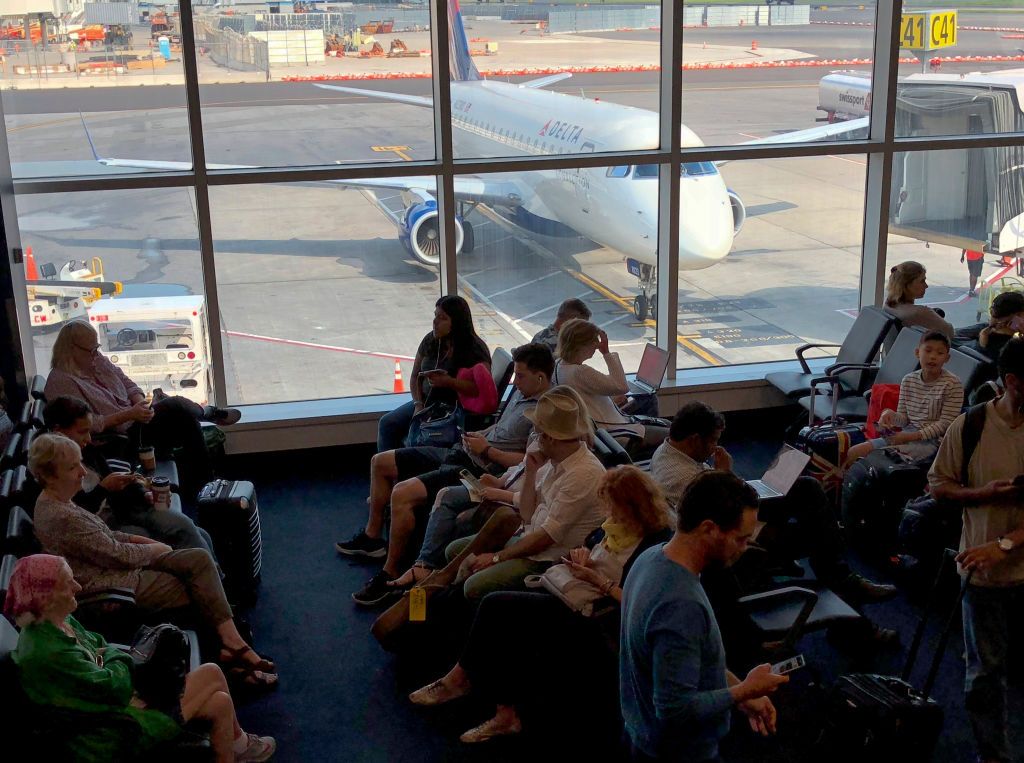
top-left (128, 623), bottom-right (190, 719)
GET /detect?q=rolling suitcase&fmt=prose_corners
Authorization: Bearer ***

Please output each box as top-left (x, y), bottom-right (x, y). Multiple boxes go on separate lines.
top-left (794, 421), bottom-right (866, 506)
top-left (197, 479), bottom-right (262, 607)
top-left (840, 448), bottom-right (930, 553)
top-left (821, 550), bottom-right (969, 761)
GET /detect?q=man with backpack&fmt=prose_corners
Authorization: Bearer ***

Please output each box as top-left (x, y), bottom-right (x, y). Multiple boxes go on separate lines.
top-left (928, 337), bottom-right (1024, 763)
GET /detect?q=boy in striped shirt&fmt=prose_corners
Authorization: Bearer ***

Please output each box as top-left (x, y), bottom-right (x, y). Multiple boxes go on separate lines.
top-left (848, 331), bottom-right (964, 464)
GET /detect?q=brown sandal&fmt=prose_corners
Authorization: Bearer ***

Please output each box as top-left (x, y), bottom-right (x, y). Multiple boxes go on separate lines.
top-left (386, 564), bottom-right (432, 590)
top-left (219, 644), bottom-right (276, 674)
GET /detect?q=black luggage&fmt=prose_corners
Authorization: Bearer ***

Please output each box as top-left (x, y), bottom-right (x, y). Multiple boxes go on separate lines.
top-left (840, 448), bottom-right (930, 552)
top-left (794, 421), bottom-right (866, 506)
top-left (895, 495), bottom-right (963, 586)
top-left (197, 479), bottom-right (262, 607)
top-left (821, 550), bottom-right (969, 760)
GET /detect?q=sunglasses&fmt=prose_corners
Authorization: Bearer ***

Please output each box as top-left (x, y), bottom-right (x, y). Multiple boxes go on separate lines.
top-left (74, 343), bottom-right (100, 354)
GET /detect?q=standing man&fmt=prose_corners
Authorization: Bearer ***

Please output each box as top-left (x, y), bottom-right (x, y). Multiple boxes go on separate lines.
top-left (620, 471), bottom-right (787, 762)
top-left (963, 248), bottom-right (985, 298)
top-left (531, 298), bottom-right (592, 353)
top-left (929, 337), bottom-right (1024, 763)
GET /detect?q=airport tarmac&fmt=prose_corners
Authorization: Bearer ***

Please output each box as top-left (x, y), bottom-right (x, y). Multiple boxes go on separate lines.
top-left (6, 11), bottom-right (1020, 405)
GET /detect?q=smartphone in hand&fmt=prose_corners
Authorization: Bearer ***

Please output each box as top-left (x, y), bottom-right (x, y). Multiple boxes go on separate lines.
top-left (770, 655), bottom-right (805, 675)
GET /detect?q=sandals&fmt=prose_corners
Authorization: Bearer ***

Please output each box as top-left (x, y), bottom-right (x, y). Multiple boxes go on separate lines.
top-left (386, 564), bottom-right (433, 590)
top-left (459, 716), bottom-right (522, 744)
top-left (220, 645), bottom-right (278, 689)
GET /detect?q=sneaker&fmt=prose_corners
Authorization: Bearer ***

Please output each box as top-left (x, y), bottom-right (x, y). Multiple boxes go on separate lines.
top-left (335, 531), bottom-right (386, 559)
top-left (459, 716), bottom-right (523, 744)
top-left (204, 405), bottom-right (242, 426)
top-left (235, 733), bottom-right (276, 762)
top-left (837, 573), bottom-right (898, 604)
top-left (352, 570), bottom-right (397, 607)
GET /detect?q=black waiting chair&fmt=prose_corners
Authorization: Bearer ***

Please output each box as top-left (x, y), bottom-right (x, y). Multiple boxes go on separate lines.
top-left (944, 344), bottom-right (997, 401)
top-left (799, 326), bottom-right (925, 424)
top-left (739, 584), bottom-right (864, 654)
top-left (593, 428), bottom-right (632, 469)
top-left (5, 507), bottom-right (40, 558)
top-left (1, 433), bottom-right (21, 473)
top-left (766, 306), bottom-right (894, 400)
top-left (0, 553), bottom-right (16, 610)
top-left (491, 347), bottom-right (515, 403)
top-left (28, 375), bottom-right (46, 402)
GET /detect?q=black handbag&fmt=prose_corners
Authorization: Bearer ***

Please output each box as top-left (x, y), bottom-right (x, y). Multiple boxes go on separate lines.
top-left (128, 623), bottom-right (190, 718)
top-left (404, 403), bottom-right (464, 448)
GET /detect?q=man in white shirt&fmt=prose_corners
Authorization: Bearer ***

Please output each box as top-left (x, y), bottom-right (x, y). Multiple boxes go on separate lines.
top-left (447, 385), bottom-right (607, 600)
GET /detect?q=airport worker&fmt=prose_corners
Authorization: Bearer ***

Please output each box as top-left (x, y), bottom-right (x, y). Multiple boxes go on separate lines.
top-left (885, 261), bottom-right (953, 339)
top-left (376, 295), bottom-right (492, 453)
top-left (962, 248), bottom-right (985, 297)
top-left (44, 320), bottom-right (239, 498)
top-left (619, 471), bottom-right (787, 762)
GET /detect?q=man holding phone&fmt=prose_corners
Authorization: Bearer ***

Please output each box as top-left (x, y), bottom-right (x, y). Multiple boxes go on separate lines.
top-left (929, 337), bottom-right (1024, 763)
top-left (621, 471), bottom-right (787, 762)
top-left (343, 343), bottom-right (555, 606)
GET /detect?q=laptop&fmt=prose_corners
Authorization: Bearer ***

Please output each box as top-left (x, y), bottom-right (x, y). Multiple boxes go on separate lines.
top-left (628, 343), bottom-right (671, 395)
top-left (746, 445), bottom-right (811, 499)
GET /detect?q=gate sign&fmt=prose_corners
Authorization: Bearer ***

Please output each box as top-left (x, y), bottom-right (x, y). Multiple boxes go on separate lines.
top-left (900, 10), bottom-right (958, 51)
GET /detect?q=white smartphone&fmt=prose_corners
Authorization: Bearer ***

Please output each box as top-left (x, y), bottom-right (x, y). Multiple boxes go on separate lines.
top-left (459, 469), bottom-right (482, 501)
top-left (770, 654), bottom-right (805, 675)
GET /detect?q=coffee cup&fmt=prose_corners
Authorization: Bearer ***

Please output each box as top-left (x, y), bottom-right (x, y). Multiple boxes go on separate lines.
top-left (139, 446), bottom-right (156, 472)
top-left (151, 476), bottom-right (171, 511)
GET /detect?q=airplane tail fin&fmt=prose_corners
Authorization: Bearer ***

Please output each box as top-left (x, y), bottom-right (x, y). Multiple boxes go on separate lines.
top-left (449, 0), bottom-right (481, 82)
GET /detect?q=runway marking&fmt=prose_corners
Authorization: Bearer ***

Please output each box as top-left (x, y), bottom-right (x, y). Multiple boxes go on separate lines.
top-left (372, 145), bottom-right (413, 161)
top-left (6, 115), bottom-right (84, 133)
top-left (457, 276), bottom-right (536, 342)
top-left (222, 329), bottom-right (415, 361)
top-left (485, 270), bottom-right (560, 299)
top-left (512, 291), bottom-right (592, 323)
top-left (598, 312), bottom-right (632, 329)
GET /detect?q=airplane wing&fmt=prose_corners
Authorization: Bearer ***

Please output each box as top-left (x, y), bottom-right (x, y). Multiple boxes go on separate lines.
top-left (314, 83), bottom-right (433, 108)
top-left (521, 72), bottom-right (573, 89)
top-left (738, 117), bottom-right (870, 146)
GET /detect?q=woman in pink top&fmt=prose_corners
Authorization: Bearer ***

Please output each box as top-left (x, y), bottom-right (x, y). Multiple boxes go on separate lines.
top-left (43, 321), bottom-right (239, 497)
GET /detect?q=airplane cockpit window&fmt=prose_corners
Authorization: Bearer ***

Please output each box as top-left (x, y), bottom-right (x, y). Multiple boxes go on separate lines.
top-left (607, 166), bottom-right (631, 178)
top-left (631, 163), bottom-right (718, 179)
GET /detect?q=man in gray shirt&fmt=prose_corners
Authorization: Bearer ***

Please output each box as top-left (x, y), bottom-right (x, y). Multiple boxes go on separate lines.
top-left (621, 471), bottom-right (787, 761)
top-left (531, 298), bottom-right (592, 353)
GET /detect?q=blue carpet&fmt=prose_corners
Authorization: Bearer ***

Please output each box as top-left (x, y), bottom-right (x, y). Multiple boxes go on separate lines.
top-left (223, 415), bottom-right (979, 763)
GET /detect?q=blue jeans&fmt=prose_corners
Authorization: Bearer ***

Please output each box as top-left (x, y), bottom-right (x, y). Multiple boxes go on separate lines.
top-left (417, 486), bottom-right (475, 569)
top-left (962, 582), bottom-right (1024, 762)
top-left (377, 400), bottom-right (416, 453)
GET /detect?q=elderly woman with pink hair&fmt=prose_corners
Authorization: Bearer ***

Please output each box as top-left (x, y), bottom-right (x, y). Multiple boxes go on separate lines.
top-left (5, 554), bottom-right (276, 762)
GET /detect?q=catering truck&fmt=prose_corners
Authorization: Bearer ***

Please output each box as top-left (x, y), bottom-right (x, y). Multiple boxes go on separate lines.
top-left (86, 295), bottom-right (213, 406)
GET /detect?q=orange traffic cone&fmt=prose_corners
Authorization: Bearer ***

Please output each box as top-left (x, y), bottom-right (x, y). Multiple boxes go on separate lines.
top-left (393, 359), bottom-right (405, 394)
top-left (24, 246), bottom-right (38, 280)
top-left (751, 40), bottom-right (758, 51)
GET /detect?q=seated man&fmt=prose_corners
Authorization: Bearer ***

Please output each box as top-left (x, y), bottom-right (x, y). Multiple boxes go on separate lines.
top-left (651, 402), bottom-right (899, 652)
top-left (343, 343), bottom-right (554, 606)
top-left (444, 385), bottom-right (607, 600)
top-left (40, 395), bottom-right (215, 554)
top-left (531, 297), bottom-right (592, 353)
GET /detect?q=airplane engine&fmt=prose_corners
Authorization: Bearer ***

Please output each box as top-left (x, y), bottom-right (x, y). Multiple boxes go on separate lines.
top-left (399, 201), bottom-right (465, 267)
top-left (727, 190), bottom-right (746, 236)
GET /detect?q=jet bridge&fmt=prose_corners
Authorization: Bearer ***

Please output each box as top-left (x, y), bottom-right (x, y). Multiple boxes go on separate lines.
top-left (889, 71), bottom-right (1024, 255)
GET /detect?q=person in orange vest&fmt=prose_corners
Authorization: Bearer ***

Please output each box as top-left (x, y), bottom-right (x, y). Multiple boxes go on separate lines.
top-left (962, 248), bottom-right (985, 297)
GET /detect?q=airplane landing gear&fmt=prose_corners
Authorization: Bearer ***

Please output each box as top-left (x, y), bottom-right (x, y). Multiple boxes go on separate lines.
top-left (632, 264), bottom-right (657, 320)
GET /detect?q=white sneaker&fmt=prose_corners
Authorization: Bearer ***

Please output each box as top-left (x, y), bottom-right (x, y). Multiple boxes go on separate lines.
top-left (236, 733), bottom-right (276, 762)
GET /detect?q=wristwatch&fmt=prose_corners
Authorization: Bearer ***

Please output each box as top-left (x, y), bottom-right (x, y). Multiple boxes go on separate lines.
top-left (997, 536), bottom-right (1015, 553)
top-left (491, 553), bottom-right (501, 565)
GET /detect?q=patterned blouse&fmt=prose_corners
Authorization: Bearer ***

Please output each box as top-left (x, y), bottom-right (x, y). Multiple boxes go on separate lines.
top-left (43, 355), bottom-right (143, 433)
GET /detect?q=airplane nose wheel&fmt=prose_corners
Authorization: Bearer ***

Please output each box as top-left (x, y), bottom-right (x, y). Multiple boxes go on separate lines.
top-left (633, 294), bottom-right (649, 321)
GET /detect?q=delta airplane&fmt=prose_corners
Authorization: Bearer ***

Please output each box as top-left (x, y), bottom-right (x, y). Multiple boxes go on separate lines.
top-left (87, 0), bottom-right (860, 320)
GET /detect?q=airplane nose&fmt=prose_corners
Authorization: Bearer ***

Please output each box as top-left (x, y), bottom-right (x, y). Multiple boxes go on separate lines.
top-left (678, 179), bottom-right (735, 270)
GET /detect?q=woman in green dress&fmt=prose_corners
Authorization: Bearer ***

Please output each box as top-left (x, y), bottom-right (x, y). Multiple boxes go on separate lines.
top-left (5, 553), bottom-right (277, 762)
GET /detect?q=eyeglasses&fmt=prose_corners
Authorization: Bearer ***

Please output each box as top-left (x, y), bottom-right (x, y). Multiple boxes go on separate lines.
top-left (73, 343), bottom-right (100, 354)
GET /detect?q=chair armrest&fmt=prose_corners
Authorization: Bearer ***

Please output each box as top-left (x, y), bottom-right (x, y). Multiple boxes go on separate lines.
top-left (77, 588), bottom-right (137, 608)
top-left (739, 586), bottom-right (819, 653)
top-left (795, 343), bottom-right (842, 374)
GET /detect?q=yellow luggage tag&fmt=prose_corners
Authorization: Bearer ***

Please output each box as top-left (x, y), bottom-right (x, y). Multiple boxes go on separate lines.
top-left (409, 587), bottom-right (427, 622)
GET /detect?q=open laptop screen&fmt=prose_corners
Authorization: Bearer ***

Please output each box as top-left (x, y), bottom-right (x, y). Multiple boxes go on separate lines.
top-left (636, 344), bottom-right (670, 389)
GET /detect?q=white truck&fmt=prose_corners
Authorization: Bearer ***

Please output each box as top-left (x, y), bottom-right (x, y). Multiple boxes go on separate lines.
top-left (86, 295), bottom-right (213, 406)
top-left (818, 71), bottom-right (872, 123)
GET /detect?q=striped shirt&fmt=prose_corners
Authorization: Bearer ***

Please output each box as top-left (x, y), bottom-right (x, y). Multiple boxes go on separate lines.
top-left (889, 368), bottom-right (964, 441)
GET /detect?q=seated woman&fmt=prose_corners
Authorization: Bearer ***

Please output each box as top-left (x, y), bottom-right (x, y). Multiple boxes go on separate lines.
top-left (972, 291), bottom-right (1024, 362)
top-left (376, 295), bottom-right (492, 453)
top-left (552, 318), bottom-right (667, 453)
top-left (408, 465), bottom-right (672, 743)
top-left (43, 321), bottom-right (239, 497)
top-left (28, 433), bottom-right (277, 689)
top-left (41, 395), bottom-right (214, 554)
top-left (884, 261), bottom-right (954, 338)
top-left (6, 554), bottom-right (276, 763)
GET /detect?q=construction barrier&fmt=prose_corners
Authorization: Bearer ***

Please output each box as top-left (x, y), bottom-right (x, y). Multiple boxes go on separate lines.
top-left (13, 63), bottom-right (70, 74)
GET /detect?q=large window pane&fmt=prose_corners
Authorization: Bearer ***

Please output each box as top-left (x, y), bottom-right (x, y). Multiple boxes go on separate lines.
top-left (209, 182), bottom-right (451, 404)
top-left (451, 5), bottom-right (660, 158)
top-left (3, 2), bottom-right (191, 178)
top-left (677, 156), bottom-right (865, 368)
top-left (455, 164), bottom-right (661, 374)
top-left (887, 146), bottom-right (1024, 330)
top-left (196, 7), bottom-right (435, 166)
top-left (16, 188), bottom-right (209, 401)
top-left (679, 3), bottom-right (875, 146)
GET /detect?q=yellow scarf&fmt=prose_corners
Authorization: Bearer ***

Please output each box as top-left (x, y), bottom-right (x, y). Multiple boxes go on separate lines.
top-left (601, 519), bottom-right (641, 554)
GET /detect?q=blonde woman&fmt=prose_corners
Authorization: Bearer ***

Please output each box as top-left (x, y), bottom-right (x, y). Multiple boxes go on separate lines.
top-left (884, 261), bottom-right (953, 338)
top-left (554, 318), bottom-right (667, 451)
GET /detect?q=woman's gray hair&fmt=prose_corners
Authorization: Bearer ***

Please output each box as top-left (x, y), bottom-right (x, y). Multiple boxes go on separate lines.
top-left (28, 433), bottom-right (81, 488)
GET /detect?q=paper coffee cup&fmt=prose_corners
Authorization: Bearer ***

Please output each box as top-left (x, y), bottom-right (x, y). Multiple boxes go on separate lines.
top-left (139, 446), bottom-right (156, 471)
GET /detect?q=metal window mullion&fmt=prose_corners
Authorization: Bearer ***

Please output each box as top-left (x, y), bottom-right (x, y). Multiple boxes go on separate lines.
top-left (179, 0), bottom-right (228, 407)
top-left (859, 0), bottom-right (902, 309)
top-left (431, 0), bottom-right (457, 296)
top-left (0, 91), bottom-right (33, 381)
top-left (656, 0), bottom-right (683, 379)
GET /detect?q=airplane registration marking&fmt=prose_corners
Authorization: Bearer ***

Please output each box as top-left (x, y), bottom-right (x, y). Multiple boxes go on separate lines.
top-left (372, 145), bottom-right (413, 161)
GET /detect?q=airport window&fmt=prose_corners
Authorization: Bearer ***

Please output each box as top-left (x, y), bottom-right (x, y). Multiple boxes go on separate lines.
top-left (1, 0), bottom-right (1022, 415)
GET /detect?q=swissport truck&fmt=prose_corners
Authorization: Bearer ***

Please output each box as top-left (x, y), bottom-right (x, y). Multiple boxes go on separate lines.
top-left (86, 295), bottom-right (213, 406)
